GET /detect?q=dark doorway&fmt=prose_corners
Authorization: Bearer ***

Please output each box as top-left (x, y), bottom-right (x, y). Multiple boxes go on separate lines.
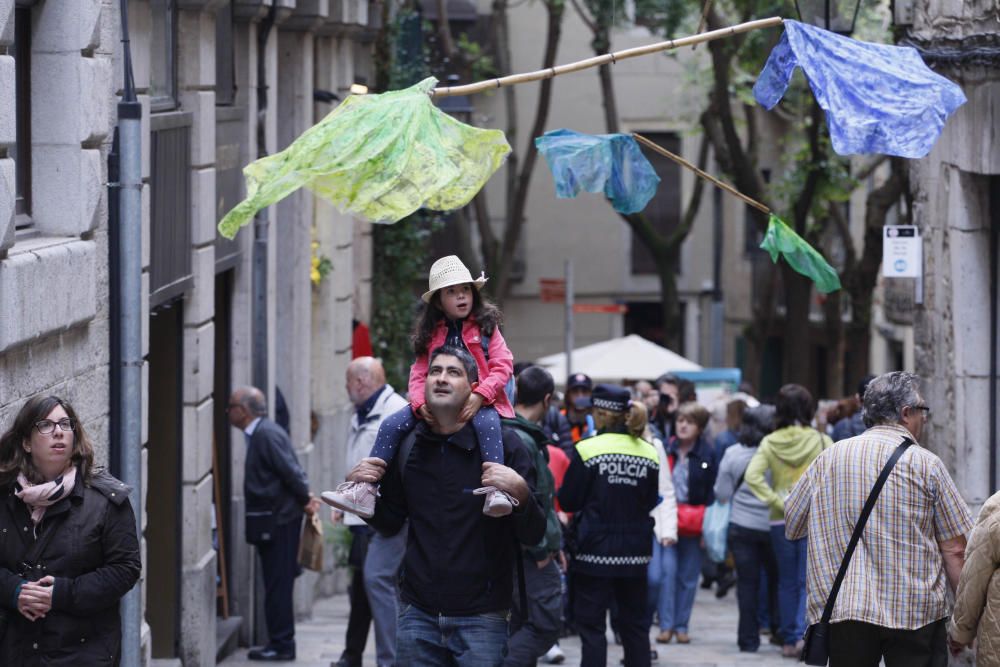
top-left (146, 300), bottom-right (184, 658)
top-left (214, 271), bottom-right (234, 615)
top-left (624, 301), bottom-right (686, 353)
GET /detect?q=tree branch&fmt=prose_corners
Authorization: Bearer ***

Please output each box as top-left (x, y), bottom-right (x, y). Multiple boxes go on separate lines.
top-left (667, 135), bottom-right (711, 248)
top-left (827, 200), bottom-right (856, 268)
top-left (854, 155), bottom-right (889, 183)
top-left (495, 0), bottom-right (565, 297)
top-left (435, 0), bottom-right (458, 59)
top-left (568, 0), bottom-right (597, 33)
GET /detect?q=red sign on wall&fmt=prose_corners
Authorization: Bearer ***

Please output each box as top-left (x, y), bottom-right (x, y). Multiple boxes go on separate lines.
top-left (539, 278), bottom-right (566, 303)
top-left (573, 304), bottom-right (628, 314)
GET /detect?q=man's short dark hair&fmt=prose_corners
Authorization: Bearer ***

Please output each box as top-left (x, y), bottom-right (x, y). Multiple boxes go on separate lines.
top-left (513, 361), bottom-right (534, 377)
top-left (655, 373), bottom-right (696, 403)
top-left (428, 345), bottom-right (479, 383)
top-left (516, 366), bottom-right (554, 406)
top-left (775, 384), bottom-right (816, 429)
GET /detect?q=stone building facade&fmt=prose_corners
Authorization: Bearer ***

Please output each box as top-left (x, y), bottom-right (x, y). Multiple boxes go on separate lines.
top-left (0, 0), bottom-right (374, 664)
top-left (903, 0), bottom-right (1000, 508)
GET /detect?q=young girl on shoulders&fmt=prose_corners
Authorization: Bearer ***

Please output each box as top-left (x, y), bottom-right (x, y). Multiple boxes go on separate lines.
top-left (323, 255), bottom-right (515, 518)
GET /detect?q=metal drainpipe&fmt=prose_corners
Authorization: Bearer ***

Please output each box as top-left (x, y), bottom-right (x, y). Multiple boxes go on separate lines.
top-left (253, 5), bottom-right (276, 391)
top-left (990, 182), bottom-right (998, 493)
top-left (116, 0), bottom-right (143, 663)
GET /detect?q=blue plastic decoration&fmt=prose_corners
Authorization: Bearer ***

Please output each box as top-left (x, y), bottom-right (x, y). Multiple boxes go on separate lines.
top-left (753, 20), bottom-right (966, 158)
top-left (534, 129), bottom-right (660, 214)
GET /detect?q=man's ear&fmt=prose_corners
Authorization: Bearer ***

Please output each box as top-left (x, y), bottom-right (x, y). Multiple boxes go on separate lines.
top-left (543, 393), bottom-right (552, 410)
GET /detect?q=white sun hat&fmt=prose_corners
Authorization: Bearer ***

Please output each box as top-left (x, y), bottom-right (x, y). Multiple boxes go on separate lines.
top-left (421, 255), bottom-right (488, 303)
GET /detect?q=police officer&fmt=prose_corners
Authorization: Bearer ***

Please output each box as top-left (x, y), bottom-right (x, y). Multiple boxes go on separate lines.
top-left (558, 384), bottom-right (660, 667)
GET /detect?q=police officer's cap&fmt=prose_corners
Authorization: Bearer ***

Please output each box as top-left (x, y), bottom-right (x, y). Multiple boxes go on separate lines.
top-left (592, 384), bottom-right (630, 413)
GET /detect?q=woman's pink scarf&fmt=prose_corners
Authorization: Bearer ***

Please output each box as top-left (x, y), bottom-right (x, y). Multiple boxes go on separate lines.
top-left (16, 466), bottom-right (77, 525)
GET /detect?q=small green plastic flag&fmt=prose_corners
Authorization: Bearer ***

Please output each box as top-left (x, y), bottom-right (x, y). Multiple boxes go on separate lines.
top-left (759, 214), bottom-right (842, 293)
top-left (217, 77), bottom-right (511, 239)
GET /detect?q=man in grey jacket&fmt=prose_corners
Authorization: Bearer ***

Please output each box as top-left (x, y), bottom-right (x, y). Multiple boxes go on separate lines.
top-left (329, 357), bottom-right (408, 667)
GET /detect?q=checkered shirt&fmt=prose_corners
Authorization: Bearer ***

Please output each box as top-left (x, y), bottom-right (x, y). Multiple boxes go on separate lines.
top-left (785, 424), bottom-right (973, 630)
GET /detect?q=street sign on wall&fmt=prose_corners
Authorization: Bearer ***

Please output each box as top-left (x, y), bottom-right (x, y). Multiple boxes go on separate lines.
top-left (882, 225), bottom-right (921, 278)
top-left (539, 278), bottom-right (566, 303)
top-left (573, 304), bottom-right (628, 314)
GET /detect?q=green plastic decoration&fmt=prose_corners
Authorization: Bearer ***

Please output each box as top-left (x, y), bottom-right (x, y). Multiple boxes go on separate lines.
top-left (217, 77), bottom-right (511, 238)
top-left (760, 214), bottom-right (842, 293)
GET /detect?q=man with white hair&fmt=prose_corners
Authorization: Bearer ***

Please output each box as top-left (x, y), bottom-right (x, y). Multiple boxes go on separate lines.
top-left (786, 371), bottom-right (972, 666)
top-left (332, 357), bottom-right (408, 667)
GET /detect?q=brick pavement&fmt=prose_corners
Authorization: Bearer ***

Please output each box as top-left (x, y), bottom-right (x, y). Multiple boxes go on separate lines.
top-left (221, 585), bottom-right (791, 666)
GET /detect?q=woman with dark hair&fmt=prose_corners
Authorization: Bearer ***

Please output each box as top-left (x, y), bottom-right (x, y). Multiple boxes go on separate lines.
top-left (714, 405), bottom-right (779, 652)
top-left (745, 385), bottom-right (831, 658)
top-left (0, 395), bottom-right (141, 666)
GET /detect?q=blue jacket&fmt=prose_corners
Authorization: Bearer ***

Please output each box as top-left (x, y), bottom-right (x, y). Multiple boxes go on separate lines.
top-left (667, 435), bottom-right (718, 507)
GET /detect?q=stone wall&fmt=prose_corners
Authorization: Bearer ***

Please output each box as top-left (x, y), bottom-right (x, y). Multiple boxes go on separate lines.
top-left (0, 0), bottom-right (113, 457)
top-left (906, 0), bottom-right (1000, 508)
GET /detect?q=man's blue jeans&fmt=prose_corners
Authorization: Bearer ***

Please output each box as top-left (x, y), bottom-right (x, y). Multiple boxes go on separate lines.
top-left (770, 524), bottom-right (807, 646)
top-left (397, 603), bottom-right (509, 666)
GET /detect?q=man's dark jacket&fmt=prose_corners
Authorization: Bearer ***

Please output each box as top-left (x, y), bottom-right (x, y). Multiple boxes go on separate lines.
top-left (367, 421), bottom-right (546, 616)
top-left (0, 471), bottom-right (141, 666)
top-left (558, 428), bottom-right (659, 578)
top-left (245, 418), bottom-right (311, 525)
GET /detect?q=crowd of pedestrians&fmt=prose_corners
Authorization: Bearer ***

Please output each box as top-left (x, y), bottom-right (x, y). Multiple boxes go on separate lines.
top-left (0, 253), bottom-right (993, 667)
top-left (312, 256), bottom-right (989, 667)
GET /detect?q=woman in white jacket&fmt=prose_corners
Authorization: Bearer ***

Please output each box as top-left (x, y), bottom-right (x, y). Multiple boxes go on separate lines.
top-left (645, 423), bottom-right (679, 645)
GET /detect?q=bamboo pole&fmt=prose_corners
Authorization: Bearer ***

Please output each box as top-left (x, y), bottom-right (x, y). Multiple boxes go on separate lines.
top-left (430, 16), bottom-right (784, 98)
top-left (632, 133), bottom-right (771, 215)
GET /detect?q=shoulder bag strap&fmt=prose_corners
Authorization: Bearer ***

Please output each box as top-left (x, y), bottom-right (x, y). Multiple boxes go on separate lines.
top-left (819, 437), bottom-right (914, 623)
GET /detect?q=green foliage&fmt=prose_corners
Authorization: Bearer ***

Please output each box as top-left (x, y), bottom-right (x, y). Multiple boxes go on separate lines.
top-left (456, 33), bottom-right (497, 82)
top-left (632, 0), bottom-right (690, 37)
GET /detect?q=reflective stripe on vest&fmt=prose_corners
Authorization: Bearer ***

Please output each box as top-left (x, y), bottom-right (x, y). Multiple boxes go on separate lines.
top-left (575, 433), bottom-right (659, 464)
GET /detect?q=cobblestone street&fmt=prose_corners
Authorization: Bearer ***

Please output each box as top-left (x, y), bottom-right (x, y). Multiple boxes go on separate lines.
top-left (221, 585), bottom-right (790, 666)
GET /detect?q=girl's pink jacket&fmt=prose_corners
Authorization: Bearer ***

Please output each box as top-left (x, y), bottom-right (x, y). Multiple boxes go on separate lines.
top-left (408, 318), bottom-right (515, 418)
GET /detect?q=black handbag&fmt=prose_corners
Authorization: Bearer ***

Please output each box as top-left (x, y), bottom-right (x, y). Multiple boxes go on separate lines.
top-left (801, 437), bottom-right (913, 666)
top-left (245, 509), bottom-right (277, 545)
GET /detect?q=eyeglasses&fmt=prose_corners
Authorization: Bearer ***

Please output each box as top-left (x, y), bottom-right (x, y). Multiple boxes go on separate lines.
top-left (34, 418), bottom-right (75, 435)
top-left (225, 404), bottom-right (243, 413)
top-left (911, 405), bottom-right (931, 418)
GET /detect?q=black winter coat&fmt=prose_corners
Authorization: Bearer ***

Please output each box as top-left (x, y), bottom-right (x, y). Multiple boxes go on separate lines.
top-left (367, 422), bottom-right (546, 616)
top-left (558, 430), bottom-right (660, 578)
top-left (0, 471), bottom-right (141, 667)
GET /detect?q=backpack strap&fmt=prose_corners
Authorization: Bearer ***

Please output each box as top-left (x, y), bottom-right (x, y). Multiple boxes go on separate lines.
top-left (395, 429), bottom-right (419, 483)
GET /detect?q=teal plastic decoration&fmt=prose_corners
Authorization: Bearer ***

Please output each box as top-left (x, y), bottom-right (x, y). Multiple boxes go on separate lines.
top-left (534, 129), bottom-right (660, 214)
